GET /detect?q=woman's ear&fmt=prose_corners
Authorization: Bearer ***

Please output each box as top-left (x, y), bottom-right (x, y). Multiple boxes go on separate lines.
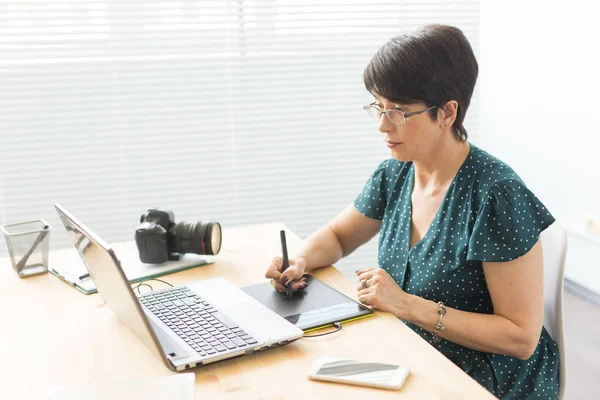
top-left (439, 100), bottom-right (459, 129)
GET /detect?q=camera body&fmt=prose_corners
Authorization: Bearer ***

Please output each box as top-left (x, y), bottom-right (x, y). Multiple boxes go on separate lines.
top-left (135, 208), bottom-right (221, 264)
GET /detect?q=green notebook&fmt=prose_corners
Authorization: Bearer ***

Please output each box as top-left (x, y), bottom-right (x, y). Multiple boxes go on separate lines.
top-left (49, 241), bottom-right (213, 295)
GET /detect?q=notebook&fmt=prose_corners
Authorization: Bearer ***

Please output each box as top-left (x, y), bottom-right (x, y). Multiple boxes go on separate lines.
top-left (49, 240), bottom-right (212, 294)
top-left (242, 275), bottom-right (374, 332)
top-left (44, 373), bottom-right (195, 400)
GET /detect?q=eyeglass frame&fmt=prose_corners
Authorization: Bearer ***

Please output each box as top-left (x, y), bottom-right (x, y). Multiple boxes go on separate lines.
top-left (363, 102), bottom-right (438, 125)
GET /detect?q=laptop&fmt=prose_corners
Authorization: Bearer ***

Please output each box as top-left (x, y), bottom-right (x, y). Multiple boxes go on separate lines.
top-left (55, 204), bottom-right (304, 371)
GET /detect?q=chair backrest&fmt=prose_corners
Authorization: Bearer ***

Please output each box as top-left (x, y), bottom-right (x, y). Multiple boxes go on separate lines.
top-left (540, 222), bottom-right (567, 399)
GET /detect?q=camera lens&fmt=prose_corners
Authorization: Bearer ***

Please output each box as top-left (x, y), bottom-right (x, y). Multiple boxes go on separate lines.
top-left (173, 221), bottom-right (221, 256)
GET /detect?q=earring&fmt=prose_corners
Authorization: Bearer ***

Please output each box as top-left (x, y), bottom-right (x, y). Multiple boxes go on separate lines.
top-left (443, 123), bottom-right (447, 127)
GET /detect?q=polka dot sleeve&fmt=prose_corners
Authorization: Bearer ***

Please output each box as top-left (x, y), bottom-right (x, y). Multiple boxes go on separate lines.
top-left (353, 160), bottom-right (388, 220)
top-left (467, 179), bottom-right (555, 262)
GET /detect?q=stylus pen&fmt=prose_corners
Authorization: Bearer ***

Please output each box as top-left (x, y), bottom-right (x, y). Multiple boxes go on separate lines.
top-left (280, 230), bottom-right (293, 299)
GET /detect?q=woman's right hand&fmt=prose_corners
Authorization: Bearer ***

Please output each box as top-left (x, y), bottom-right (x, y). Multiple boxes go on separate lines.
top-left (264, 256), bottom-right (308, 293)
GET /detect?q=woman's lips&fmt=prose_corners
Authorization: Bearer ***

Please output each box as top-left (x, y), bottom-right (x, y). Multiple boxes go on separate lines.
top-left (385, 141), bottom-right (402, 148)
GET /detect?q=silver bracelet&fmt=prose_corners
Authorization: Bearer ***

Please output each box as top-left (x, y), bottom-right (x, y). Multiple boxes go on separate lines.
top-left (431, 301), bottom-right (447, 344)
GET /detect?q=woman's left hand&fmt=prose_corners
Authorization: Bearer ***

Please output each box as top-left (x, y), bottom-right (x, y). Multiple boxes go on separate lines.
top-left (356, 268), bottom-right (412, 319)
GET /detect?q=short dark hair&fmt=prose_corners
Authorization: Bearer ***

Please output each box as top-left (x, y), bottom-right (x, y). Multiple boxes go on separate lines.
top-left (363, 25), bottom-right (478, 141)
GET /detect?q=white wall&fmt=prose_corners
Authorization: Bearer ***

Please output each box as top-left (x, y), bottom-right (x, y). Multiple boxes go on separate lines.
top-left (480, 0), bottom-right (600, 294)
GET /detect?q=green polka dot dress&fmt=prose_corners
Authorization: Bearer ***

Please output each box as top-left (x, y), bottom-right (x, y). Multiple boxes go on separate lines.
top-left (354, 143), bottom-right (559, 399)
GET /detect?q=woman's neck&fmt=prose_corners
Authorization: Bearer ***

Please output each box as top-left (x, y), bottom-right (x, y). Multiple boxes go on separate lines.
top-left (412, 138), bottom-right (470, 196)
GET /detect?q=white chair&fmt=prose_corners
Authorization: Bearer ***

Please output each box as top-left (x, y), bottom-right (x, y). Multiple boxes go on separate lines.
top-left (541, 222), bottom-right (568, 400)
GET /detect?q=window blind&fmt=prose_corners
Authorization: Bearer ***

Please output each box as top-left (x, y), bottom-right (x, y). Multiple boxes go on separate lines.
top-left (0, 0), bottom-right (480, 276)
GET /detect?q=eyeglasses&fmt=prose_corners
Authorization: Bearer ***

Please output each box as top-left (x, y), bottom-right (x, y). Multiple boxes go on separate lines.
top-left (363, 102), bottom-right (437, 125)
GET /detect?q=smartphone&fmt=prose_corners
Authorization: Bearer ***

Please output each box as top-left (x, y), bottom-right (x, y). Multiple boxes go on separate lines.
top-left (307, 356), bottom-right (410, 390)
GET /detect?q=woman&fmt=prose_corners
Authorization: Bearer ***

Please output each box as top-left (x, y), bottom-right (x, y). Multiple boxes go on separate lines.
top-left (265, 25), bottom-right (559, 399)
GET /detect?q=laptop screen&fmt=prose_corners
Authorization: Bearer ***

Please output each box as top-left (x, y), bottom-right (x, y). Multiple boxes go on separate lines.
top-left (54, 203), bottom-right (166, 364)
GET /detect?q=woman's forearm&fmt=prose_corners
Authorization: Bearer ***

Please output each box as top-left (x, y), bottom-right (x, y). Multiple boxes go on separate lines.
top-left (295, 225), bottom-right (344, 273)
top-left (403, 296), bottom-right (539, 360)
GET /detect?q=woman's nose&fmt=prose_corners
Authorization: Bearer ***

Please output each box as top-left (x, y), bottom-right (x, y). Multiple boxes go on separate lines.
top-left (377, 112), bottom-right (393, 133)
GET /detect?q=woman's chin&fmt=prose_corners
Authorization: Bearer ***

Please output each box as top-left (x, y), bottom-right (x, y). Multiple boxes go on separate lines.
top-left (389, 148), bottom-right (409, 162)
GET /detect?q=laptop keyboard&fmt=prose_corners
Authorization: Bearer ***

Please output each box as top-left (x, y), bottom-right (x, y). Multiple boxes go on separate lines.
top-left (138, 287), bottom-right (258, 357)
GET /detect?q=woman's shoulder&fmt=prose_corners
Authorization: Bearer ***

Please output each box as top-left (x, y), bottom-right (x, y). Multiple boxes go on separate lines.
top-left (465, 144), bottom-right (556, 262)
top-left (375, 157), bottom-right (408, 170)
top-left (355, 158), bottom-right (412, 219)
top-left (467, 143), bottom-right (525, 196)
top-left (370, 158), bottom-right (412, 179)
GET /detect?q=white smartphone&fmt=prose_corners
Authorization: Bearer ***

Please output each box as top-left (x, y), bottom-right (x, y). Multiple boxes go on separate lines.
top-left (307, 356), bottom-right (410, 390)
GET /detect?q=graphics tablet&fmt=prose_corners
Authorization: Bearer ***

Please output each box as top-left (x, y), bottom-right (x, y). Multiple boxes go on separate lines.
top-left (242, 275), bottom-right (374, 331)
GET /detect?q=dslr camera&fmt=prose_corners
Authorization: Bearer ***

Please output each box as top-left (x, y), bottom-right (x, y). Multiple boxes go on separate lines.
top-left (135, 208), bottom-right (222, 264)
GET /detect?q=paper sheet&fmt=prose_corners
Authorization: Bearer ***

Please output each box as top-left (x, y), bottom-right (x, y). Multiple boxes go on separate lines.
top-left (44, 373), bottom-right (195, 400)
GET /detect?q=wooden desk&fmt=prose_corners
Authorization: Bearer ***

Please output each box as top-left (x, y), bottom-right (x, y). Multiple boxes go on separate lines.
top-left (0, 223), bottom-right (494, 399)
